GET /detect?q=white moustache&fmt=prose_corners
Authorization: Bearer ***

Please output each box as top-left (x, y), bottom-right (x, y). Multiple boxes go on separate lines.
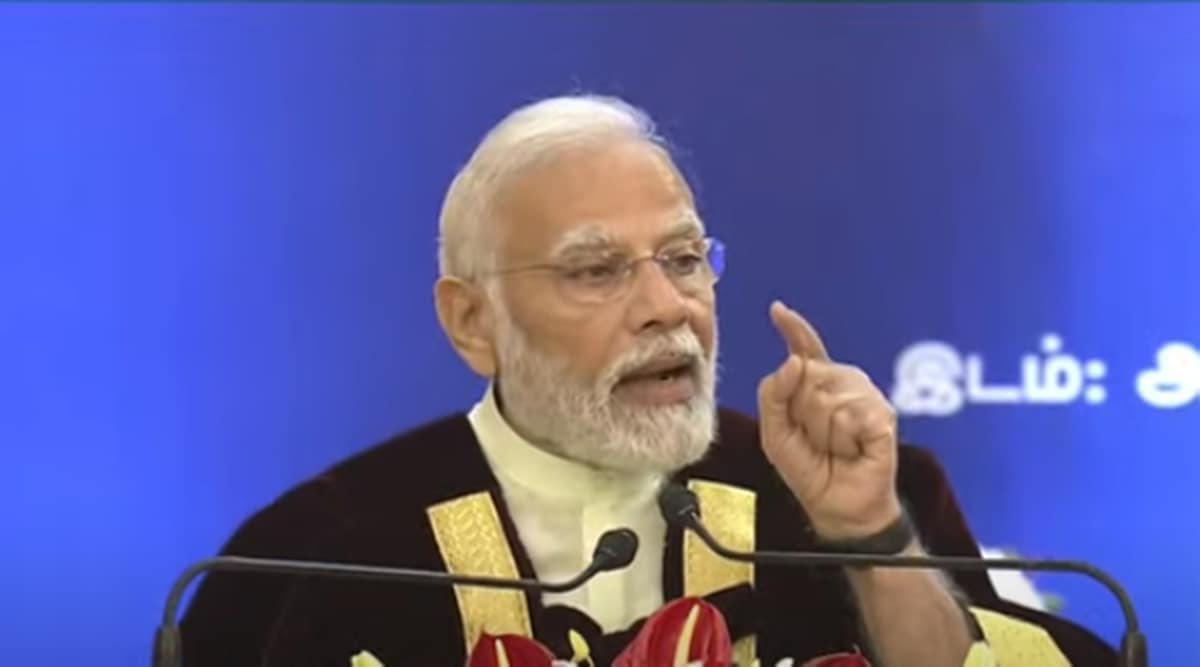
top-left (602, 330), bottom-right (708, 390)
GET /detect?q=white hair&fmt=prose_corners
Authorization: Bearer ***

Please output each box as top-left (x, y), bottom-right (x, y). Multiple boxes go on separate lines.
top-left (437, 95), bottom-right (666, 280)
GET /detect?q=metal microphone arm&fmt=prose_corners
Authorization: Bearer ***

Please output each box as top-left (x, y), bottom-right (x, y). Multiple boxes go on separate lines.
top-left (661, 484), bottom-right (1145, 667)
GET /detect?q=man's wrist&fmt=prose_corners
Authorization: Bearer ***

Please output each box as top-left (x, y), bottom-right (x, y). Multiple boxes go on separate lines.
top-left (815, 508), bottom-right (916, 556)
top-left (843, 539), bottom-right (923, 586)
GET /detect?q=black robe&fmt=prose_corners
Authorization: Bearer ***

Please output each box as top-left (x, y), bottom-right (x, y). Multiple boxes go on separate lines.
top-left (180, 408), bottom-right (1115, 666)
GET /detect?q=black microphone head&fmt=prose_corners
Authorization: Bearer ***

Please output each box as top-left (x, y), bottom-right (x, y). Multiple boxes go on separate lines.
top-left (657, 483), bottom-right (701, 529)
top-left (592, 528), bottom-right (639, 571)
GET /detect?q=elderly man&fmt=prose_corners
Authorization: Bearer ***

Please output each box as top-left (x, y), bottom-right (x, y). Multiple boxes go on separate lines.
top-left (181, 96), bottom-right (1113, 666)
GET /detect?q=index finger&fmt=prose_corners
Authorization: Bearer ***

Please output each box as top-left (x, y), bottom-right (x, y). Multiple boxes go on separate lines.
top-left (769, 300), bottom-right (831, 361)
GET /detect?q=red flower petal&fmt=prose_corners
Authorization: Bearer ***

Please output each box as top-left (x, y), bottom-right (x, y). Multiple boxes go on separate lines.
top-left (801, 651), bottom-right (873, 667)
top-left (614, 597), bottom-right (733, 667)
top-left (466, 633), bottom-right (555, 667)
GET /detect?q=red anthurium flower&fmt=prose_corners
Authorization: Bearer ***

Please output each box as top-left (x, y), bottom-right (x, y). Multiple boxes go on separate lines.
top-left (801, 651), bottom-right (873, 667)
top-left (466, 633), bottom-right (556, 667)
top-left (614, 597), bottom-right (733, 667)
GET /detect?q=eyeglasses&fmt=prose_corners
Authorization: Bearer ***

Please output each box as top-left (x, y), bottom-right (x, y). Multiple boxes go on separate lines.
top-left (489, 236), bottom-right (726, 305)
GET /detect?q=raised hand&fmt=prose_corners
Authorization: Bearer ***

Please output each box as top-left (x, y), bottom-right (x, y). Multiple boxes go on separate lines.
top-left (757, 301), bottom-right (902, 540)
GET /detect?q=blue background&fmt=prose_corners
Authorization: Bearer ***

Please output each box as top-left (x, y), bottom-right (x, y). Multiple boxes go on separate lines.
top-left (2, 3), bottom-right (1197, 664)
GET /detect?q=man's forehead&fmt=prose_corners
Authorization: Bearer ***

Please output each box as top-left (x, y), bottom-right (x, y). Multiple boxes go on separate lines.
top-left (549, 212), bottom-right (706, 254)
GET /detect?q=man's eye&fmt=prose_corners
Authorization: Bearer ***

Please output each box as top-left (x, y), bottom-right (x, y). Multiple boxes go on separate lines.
top-left (563, 262), bottom-right (622, 283)
top-left (666, 253), bottom-right (704, 274)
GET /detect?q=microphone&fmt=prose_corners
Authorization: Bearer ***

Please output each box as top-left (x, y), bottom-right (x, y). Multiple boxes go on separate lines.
top-left (658, 484), bottom-right (1146, 667)
top-left (152, 527), bottom-right (638, 667)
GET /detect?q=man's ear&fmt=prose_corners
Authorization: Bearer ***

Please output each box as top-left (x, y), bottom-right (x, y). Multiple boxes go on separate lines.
top-left (434, 276), bottom-right (497, 378)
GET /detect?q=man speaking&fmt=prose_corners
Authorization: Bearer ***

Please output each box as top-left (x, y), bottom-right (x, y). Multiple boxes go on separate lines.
top-left (180, 96), bottom-right (1112, 666)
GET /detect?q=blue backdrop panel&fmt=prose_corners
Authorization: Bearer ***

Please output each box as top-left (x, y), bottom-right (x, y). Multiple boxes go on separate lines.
top-left (1, 4), bottom-right (1196, 665)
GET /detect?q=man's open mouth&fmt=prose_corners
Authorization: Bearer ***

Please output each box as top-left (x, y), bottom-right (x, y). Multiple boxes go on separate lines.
top-left (616, 356), bottom-right (697, 386)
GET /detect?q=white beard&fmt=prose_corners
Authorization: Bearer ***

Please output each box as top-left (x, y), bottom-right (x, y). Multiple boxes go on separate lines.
top-left (492, 308), bottom-right (718, 474)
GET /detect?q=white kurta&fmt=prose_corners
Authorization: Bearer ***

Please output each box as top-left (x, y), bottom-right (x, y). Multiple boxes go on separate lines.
top-left (468, 387), bottom-right (666, 633)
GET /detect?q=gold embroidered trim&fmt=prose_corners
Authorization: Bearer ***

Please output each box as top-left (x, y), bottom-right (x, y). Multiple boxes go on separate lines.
top-left (427, 491), bottom-right (533, 654)
top-left (969, 607), bottom-right (1071, 666)
top-left (684, 480), bottom-right (757, 666)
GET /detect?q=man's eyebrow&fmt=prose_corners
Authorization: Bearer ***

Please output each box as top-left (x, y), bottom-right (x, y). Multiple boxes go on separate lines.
top-left (548, 226), bottom-right (618, 258)
top-left (548, 212), bottom-right (706, 258)
top-left (661, 214), bottom-right (706, 243)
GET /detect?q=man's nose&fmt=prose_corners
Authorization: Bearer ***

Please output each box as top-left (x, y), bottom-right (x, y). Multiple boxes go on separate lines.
top-left (624, 259), bottom-right (689, 334)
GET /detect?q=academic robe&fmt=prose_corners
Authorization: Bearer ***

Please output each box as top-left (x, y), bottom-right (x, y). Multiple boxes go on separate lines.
top-left (179, 408), bottom-right (1116, 666)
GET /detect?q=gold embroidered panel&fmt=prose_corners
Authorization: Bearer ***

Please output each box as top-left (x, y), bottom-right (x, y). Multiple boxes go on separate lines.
top-left (969, 607), bottom-right (1071, 666)
top-left (426, 491), bottom-right (533, 654)
top-left (684, 479), bottom-right (757, 666)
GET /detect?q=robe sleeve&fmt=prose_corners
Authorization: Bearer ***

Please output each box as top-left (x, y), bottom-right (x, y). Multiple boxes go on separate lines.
top-left (180, 477), bottom-right (469, 667)
top-left (178, 478), bottom-right (351, 666)
top-left (896, 445), bottom-right (1113, 666)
